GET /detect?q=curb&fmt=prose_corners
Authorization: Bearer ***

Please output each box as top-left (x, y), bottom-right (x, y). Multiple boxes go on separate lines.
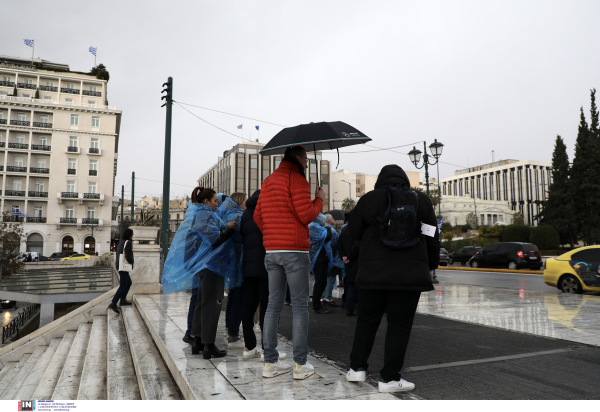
top-left (436, 266), bottom-right (544, 275)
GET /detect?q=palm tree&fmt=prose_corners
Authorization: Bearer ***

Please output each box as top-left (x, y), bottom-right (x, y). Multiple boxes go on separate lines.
top-left (342, 198), bottom-right (356, 211)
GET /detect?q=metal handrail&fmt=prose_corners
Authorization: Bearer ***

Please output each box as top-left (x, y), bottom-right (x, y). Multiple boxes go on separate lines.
top-left (2, 304), bottom-right (41, 344)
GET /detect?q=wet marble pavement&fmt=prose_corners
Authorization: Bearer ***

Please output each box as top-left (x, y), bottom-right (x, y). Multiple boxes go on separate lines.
top-left (133, 292), bottom-right (395, 400)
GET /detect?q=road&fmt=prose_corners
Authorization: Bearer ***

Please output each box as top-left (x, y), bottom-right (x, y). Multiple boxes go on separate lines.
top-left (1, 303), bottom-right (28, 328)
top-left (434, 268), bottom-right (550, 291)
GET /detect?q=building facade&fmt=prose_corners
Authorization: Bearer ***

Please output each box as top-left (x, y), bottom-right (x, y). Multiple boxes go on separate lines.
top-left (439, 160), bottom-right (552, 226)
top-left (198, 141), bottom-right (332, 212)
top-left (0, 56), bottom-right (121, 255)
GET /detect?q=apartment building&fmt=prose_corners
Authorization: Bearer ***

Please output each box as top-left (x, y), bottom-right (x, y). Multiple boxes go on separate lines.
top-left (198, 140), bottom-right (332, 212)
top-left (0, 56), bottom-right (121, 255)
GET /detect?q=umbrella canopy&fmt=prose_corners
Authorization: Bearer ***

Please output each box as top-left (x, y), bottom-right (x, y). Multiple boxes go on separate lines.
top-left (259, 121), bottom-right (371, 155)
top-left (326, 209), bottom-right (346, 221)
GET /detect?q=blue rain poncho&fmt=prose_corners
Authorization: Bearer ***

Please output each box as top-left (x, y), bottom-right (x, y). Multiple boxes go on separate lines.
top-left (162, 202), bottom-right (236, 294)
top-left (308, 214), bottom-right (344, 273)
top-left (218, 197), bottom-right (244, 289)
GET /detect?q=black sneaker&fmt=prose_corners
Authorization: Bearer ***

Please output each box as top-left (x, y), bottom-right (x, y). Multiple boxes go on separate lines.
top-left (341, 303), bottom-right (346, 309)
top-left (108, 303), bottom-right (120, 314)
top-left (119, 299), bottom-right (132, 306)
top-left (313, 308), bottom-right (330, 314)
top-left (182, 335), bottom-right (193, 345)
top-left (325, 300), bottom-right (339, 307)
top-left (346, 312), bottom-right (355, 317)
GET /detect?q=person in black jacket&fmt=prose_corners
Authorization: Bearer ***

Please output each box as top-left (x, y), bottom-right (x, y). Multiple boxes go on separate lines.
top-left (337, 212), bottom-right (359, 316)
top-left (109, 228), bottom-right (135, 314)
top-left (345, 165), bottom-right (440, 394)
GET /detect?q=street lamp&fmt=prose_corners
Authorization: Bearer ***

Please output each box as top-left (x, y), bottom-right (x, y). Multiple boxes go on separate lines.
top-left (86, 222), bottom-right (99, 255)
top-left (341, 180), bottom-right (352, 199)
top-left (408, 139), bottom-right (444, 285)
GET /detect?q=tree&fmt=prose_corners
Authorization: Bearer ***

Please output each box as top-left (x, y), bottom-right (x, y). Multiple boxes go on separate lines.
top-left (501, 224), bottom-right (530, 242)
top-left (441, 222), bottom-right (453, 233)
top-left (478, 226), bottom-right (504, 244)
top-left (466, 212), bottom-right (477, 229)
top-left (512, 211), bottom-right (524, 225)
top-left (529, 224), bottom-right (561, 250)
top-left (0, 212), bottom-right (25, 280)
top-left (583, 89), bottom-right (600, 244)
top-left (341, 198), bottom-right (356, 211)
top-left (90, 64), bottom-right (110, 81)
top-left (34, 89), bottom-right (40, 99)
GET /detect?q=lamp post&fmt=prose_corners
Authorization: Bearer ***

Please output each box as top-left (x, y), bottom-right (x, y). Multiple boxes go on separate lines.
top-left (341, 180), bottom-right (352, 199)
top-left (408, 139), bottom-right (444, 285)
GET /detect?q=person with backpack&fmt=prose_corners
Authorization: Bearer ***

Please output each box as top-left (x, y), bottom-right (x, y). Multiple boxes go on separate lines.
top-left (345, 165), bottom-right (440, 393)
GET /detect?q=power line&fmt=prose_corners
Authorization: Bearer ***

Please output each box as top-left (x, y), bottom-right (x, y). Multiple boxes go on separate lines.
top-left (136, 177), bottom-right (196, 188)
top-left (174, 101), bottom-right (288, 128)
top-left (338, 141), bottom-right (423, 154)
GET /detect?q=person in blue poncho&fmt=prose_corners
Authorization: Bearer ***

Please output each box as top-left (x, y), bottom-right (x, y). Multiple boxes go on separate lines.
top-left (219, 192), bottom-right (248, 349)
top-left (162, 186), bottom-right (237, 359)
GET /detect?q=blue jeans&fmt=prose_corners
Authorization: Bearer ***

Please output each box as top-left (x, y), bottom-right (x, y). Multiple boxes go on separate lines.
top-left (263, 252), bottom-right (311, 365)
top-left (185, 287), bottom-right (198, 336)
top-left (112, 271), bottom-right (132, 304)
top-left (323, 275), bottom-right (336, 301)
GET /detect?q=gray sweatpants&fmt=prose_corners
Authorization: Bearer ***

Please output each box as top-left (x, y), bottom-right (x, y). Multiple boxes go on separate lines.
top-left (191, 269), bottom-right (224, 344)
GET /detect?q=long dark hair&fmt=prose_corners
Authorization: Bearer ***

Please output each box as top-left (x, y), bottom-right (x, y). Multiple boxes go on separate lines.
top-left (191, 186), bottom-right (217, 204)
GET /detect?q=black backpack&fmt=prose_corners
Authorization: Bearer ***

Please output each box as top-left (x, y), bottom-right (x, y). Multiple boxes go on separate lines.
top-left (377, 187), bottom-right (420, 249)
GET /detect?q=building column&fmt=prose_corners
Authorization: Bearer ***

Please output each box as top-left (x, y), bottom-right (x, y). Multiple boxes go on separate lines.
top-left (39, 302), bottom-right (55, 328)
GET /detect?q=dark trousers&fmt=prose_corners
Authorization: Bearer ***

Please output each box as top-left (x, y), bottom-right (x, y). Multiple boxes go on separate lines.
top-left (350, 289), bottom-right (421, 382)
top-left (185, 287), bottom-right (198, 336)
top-left (241, 277), bottom-right (269, 350)
top-left (191, 269), bottom-right (224, 344)
top-left (225, 281), bottom-right (247, 338)
top-left (112, 271), bottom-right (132, 304)
top-left (312, 262), bottom-right (329, 311)
top-left (345, 280), bottom-right (358, 314)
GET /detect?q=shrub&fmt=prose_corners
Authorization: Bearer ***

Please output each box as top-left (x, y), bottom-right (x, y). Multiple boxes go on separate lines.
top-left (529, 224), bottom-right (561, 250)
top-left (478, 225), bottom-right (505, 244)
top-left (93, 255), bottom-right (112, 267)
top-left (501, 224), bottom-right (531, 242)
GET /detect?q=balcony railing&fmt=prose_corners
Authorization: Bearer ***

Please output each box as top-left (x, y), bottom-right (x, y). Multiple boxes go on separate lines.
top-left (0, 119), bottom-right (6, 125)
top-left (0, 95), bottom-right (117, 111)
top-left (31, 144), bottom-right (51, 151)
top-left (0, 142), bottom-right (5, 148)
top-left (60, 88), bottom-right (80, 94)
top-left (84, 193), bottom-right (100, 199)
top-left (67, 146), bottom-right (79, 152)
top-left (17, 83), bottom-right (36, 90)
top-left (82, 218), bottom-right (99, 224)
top-left (0, 81), bottom-right (15, 87)
top-left (30, 167), bottom-right (49, 174)
top-left (28, 191), bottom-right (48, 198)
top-left (27, 217), bottom-right (47, 223)
top-left (33, 122), bottom-right (52, 128)
top-left (0, 166), bottom-right (3, 171)
top-left (7, 166), bottom-right (27, 173)
top-left (89, 170), bottom-right (97, 176)
top-left (67, 169), bottom-right (76, 175)
top-left (60, 217), bottom-right (77, 224)
top-left (4, 190), bottom-right (25, 196)
top-left (61, 192), bottom-right (78, 198)
top-left (88, 148), bottom-right (100, 154)
top-left (82, 90), bottom-right (102, 97)
top-left (10, 120), bottom-right (30, 127)
top-left (38, 85), bottom-right (57, 92)
top-left (3, 216), bottom-right (24, 222)
top-left (8, 143), bottom-right (29, 149)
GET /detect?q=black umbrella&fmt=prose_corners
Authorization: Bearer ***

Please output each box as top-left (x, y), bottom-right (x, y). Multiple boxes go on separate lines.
top-left (326, 209), bottom-right (346, 221)
top-left (259, 121), bottom-right (371, 183)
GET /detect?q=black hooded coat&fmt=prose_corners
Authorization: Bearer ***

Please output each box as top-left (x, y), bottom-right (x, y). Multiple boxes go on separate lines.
top-left (349, 165), bottom-right (440, 291)
top-left (240, 190), bottom-right (268, 279)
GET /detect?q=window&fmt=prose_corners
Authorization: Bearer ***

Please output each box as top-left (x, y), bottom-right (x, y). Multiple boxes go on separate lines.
top-left (70, 115), bottom-right (79, 126)
top-left (89, 160), bottom-right (98, 171)
top-left (65, 206), bottom-right (74, 218)
top-left (2, 76), bottom-right (11, 82)
top-left (88, 182), bottom-right (97, 193)
top-left (34, 206), bottom-right (43, 217)
top-left (12, 180), bottom-right (22, 191)
top-left (67, 83), bottom-right (75, 89)
top-left (90, 138), bottom-right (99, 148)
top-left (89, 86), bottom-right (97, 92)
top-left (25, 79), bottom-right (33, 85)
top-left (22, 94), bottom-right (30, 98)
top-left (0, 92), bottom-right (7, 96)
top-left (68, 158), bottom-right (76, 169)
top-left (91, 117), bottom-right (99, 127)
top-left (37, 158), bottom-right (46, 168)
top-left (16, 134), bottom-right (25, 144)
top-left (65, 98), bottom-right (73, 104)
top-left (89, 101), bottom-right (97, 108)
top-left (69, 136), bottom-right (78, 147)
top-left (67, 180), bottom-right (75, 193)
top-left (38, 136), bottom-right (47, 145)
top-left (87, 207), bottom-right (96, 218)
top-left (44, 96), bottom-right (51, 101)
top-left (35, 181), bottom-right (44, 192)
top-left (571, 249), bottom-right (600, 262)
top-left (40, 115), bottom-right (49, 123)
top-left (18, 113), bottom-right (27, 121)
top-left (45, 81), bottom-right (54, 87)
top-left (14, 157), bottom-right (23, 167)
top-left (0, 112), bottom-right (3, 120)
top-left (12, 205), bottom-right (20, 212)
top-left (484, 244), bottom-right (499, 253)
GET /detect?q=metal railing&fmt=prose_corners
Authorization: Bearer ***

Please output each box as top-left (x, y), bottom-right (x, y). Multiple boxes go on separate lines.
top-left (61, 192), bottom-right (78, 198)
top-left (82, 90), bottom-right (102, 97)
top-left (38, 85), bottom-right (58, 92)
top-left (30, 167), bottom-right (49, 174)
top-left (8, 143), bottom-right (28, 150)
top-left (7, 166), bottom-right (27, 172)
top-left (82, 218), bottom-right (99, 224)
top-left (3, 216), bottom-right (24, 222)
top-left (84, 193), bottom-right (100, 199)
top-left (0, 119), bottom-right (6, 125)
top-left (31, 144), bottom-right (51, 151)
top-left (9, 120), bottom-right (30, 127)
top-left (60, 217), bottom-right (77, 223)
top-left (67, 146), bottom-right (79, 152)
top-left (0, 81), bottom-right (15, 87)
top-left (0, 166), bottom-right (3, 171)
top-left (67, 168), bottom-right (76, 174)
top-left (60, 88), bottom-right (80, 94)
top-left (26, 217), bottom-right (47, 223)
top-left (0, 142), bottom-right (5, 147)
top-left (89, 169), bottom-right (97, 176)
top-left (33, 122), bottom-right (52, 128)
top-left (0, 95), bottom-right (117, 111)
top-left (17, 83), bottom-right (36, 90)
top-left (28, 191), bottom-right (48, 198)
top-left (4, 190), bottom-right (25, 196)
top-left (88, 148), bottom-right (100, 154)
top-left (2, 304), bottom-right (41, 344)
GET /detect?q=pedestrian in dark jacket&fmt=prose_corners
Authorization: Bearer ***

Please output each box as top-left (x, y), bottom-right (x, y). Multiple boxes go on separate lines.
top-left (345, 164), bottom-right (440, 394)
top-left (109, 228), bottom-right (135, 314)
top-left (337, 212), bottom-right (359, 316)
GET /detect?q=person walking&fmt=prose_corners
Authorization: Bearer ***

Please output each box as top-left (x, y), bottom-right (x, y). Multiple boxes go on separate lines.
top-left (345, 165), bottom-right (440, 393)
top-left (308, 214), bottom-right (338, 314)
top-left (337, 213), bottom-right (359, 316)
top-left (322, 214), bottom-right (340, 307)
top-left (108, 228), bottom-right (134, 314)
top-left (254, 146), bottom-right (324, 379)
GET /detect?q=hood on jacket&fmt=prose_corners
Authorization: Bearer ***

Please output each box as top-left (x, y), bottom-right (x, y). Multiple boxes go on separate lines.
top-left (281, 155), bottom-right (306, 178)
top-left (312, 213), bottom-right (327, 226)
top-left (374, 164), bottom-right (411, 190)
top-left (217, 193), bottom-right (228, 207)
top-left (245, 190), bottom-right (260, 210)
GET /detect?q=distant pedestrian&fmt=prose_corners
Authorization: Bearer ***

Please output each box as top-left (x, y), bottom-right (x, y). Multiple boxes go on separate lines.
top-left (255, 146), bottom-right (325, 379)
top-left (337, 212), bottom-right (359, 316)
top-left (109, 228), bottom-right (134, 314)
top-left (322, 214), bottom-right (340, 306)
top-left (345, 165), bottom-right (440, 393)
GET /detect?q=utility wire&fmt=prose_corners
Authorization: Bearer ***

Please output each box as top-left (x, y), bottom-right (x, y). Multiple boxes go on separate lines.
top-left (174, 102), bottom-right (256, 142)
top-left (136, 177), bottom-right (196, 188)
top-left (174, 101), bottom-right (288, 128)
top-left (339, 141), bottom-right (423, 154)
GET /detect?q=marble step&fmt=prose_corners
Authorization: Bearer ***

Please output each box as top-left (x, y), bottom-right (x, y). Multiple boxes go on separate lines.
top-left (1, 345), bottom-right (48, 400)
top-left (77, 316), bottom-right (108, 400)
top-left (0, 354), bottom-right (30, 397)
top-left (32, 330), bottom-right (77, 400)
top-left (106, 309), bottom-right (141, 400)
top-left (121, 305), bottom-right (181, 400)
top-left (133, 294), bottom-right (243, 400)
top-left (0, 362), bottom-right (17, 384)
top-left (15, 338), bottom-right (62, 400)
top-left (51, 323), bottom-right (92, 400)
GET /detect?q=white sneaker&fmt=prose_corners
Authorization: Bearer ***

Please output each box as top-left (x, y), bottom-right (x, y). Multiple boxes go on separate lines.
top-left (346, 368), bottom-right (366, 382)
top-left (378, 378), bottom-right (415, 393)
top-left (293, 362), bottom-right (315, 380)
top-left (227, 337), bottom-right (245, 350)
top-left (261, 350), bottom-right (287, 361)
top-left (243, 346), bottom-right (262, 359)
top-left (262, 361), bottom-right (292, 378)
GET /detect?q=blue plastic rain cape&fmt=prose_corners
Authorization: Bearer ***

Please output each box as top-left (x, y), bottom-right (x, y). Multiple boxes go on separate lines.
top-left (339, 222), bottom-right (349, 279)
top-left (308, 214), bottom-right (344, 273)
top-left (161, 202), bottom-right (236, 294)
top-left (218, 197), bottom-right (244, 289)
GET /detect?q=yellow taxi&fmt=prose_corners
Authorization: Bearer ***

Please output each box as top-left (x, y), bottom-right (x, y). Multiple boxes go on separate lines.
top-left (61, 253), bottom-right (91, 261)
top-left (102, 252), bottom-right (115, 257)
top-left (543, 246), bottom-right (600, 294)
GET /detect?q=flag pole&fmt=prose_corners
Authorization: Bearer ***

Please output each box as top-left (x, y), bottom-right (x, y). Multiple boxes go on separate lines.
top-left (31, 40), bottom-right (34, 67)
top-left (94, 48), bottom-right (96, 68)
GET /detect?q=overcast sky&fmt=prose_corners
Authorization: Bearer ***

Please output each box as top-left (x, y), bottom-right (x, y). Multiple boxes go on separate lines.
top-left (3, 0), bottom-right (599, 201)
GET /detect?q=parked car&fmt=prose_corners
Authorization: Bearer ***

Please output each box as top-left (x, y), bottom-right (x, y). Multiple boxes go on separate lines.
top-left (449, 246), bottom-right (483, 265)
top-left (439, 247), bottom-right (450, 266)
top-left (50, 252), bottom-right (67, 261)
top-left (543, 246), bottom-right (600, 294)
top-left (1, 300), bottom-right (16, 309)
top-left (468, 242), bottom-right (542, 270)
top-left (61, 253), bottom-right (91, 261)
top-left (38, 255), bottom-right (51, 262)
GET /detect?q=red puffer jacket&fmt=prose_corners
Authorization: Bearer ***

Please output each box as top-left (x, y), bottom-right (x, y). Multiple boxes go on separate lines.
top-left (255, 161), bottom-right (323, 251)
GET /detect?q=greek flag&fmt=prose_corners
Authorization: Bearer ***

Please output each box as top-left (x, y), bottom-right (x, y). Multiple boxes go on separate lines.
top-left (89, 46), bottom-right (97, 56)
top-left (24, 39), bottom-right (34, 47)
top-left (12, 208), bottom-right (27, 218)
top-left (237, 124), bottom-right (243, 129)
top-left (437, 217), bottom-right (443, 232)
top-left (255, 125), bottom-right (259, 130)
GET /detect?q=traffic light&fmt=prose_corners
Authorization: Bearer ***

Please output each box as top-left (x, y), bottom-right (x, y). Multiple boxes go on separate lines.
top-left (161, 77), bottom-right (172, 107)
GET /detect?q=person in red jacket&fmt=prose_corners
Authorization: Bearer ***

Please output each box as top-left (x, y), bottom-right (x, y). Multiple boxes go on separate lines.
top-left (254, 146), bottom-right (325, 380)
